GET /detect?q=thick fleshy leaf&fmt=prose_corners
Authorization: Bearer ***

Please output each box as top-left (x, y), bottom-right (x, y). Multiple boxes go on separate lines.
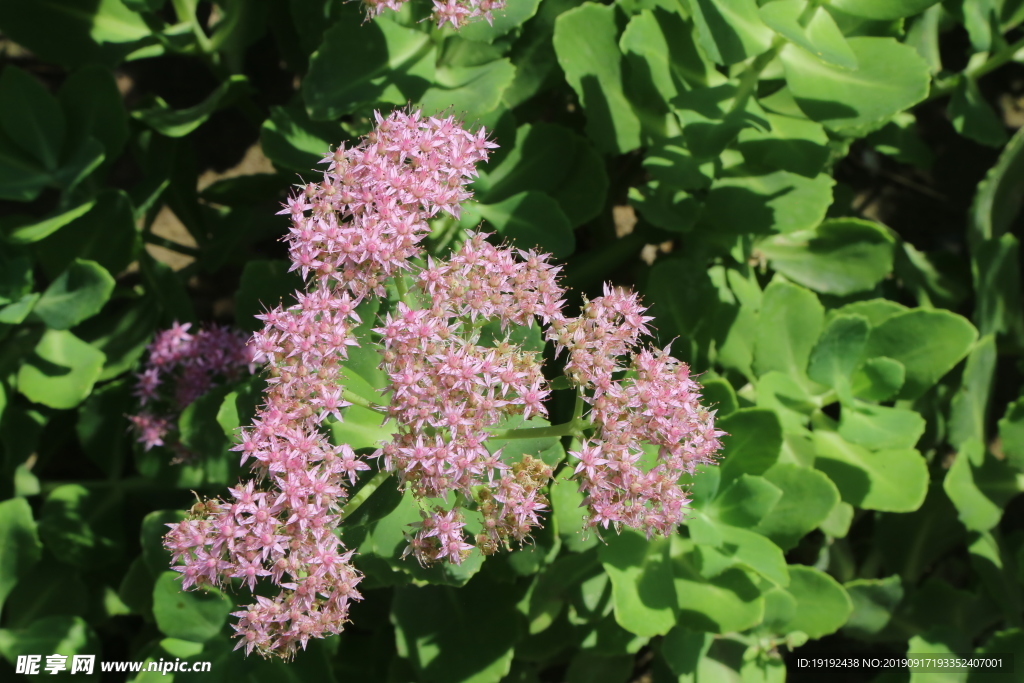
top-left (758, 218), bottom-right (895, 296)
top-left (0, 66), bottom-right (65, 171)
top-left (850, 356), bottom-right (906, 402)
top-left (842, 575), bottom-right (904, 640)
top-left (459, 0), bottom-right (542, 42)
top-left (37, 484), bottom-right (124, 567)
top-left (470, 191), bottom-right (575, 257)
top-left (736, 112), bottom-right (830, 178)
top-left (949, 78), bottom-right (1008, 148)
top-left (2, 200), bottom-right (96, 245)
top-left (759, 0), bottom-right (857, 70)
top-left (34, 191), bottom-right (138, 278)
top-left (688, 0), bottom-right (774, 66)
top-left (706, 474), bottom-right (782, 528)
top-left (141, 510), bottom-right (187, 577)
top-left (152, 572), bottom-right (233, 643)
top-left (701, 170), bottom-right (834, 236)
top-left (553, 3), bottom-right (642, 154)
top-left (133, 76), bottom-right (251, 138)
top-left (838, 402), bottom-right (926, 451)
top-left (392, 575), bottom-right (519, 683)
top-left (17, 330), bottom-right (106, 410)
top-left (753, 464), bottom-right (840, 551)
top-left (813, 430), bottom-right (928, 512)
top-left (474, 122), bottom-right (608, 227)
top-left (998, 396), bottom-right (1024, 472)
top-left (780, 37), bottom-right (930, 133)
top-left (303, 17), bottom-right (435, 120)
top-left (0, 616), bottom-right (99, 666)
top-left (0, 0), bottom-right (151, 68)
top-left (234, 259), bottom-right (303, 332)
top-left (829, 0), bottom-right (940, 21)
top-left (717, 409), bottom-right (783, 485)
top-left (0, 498), bottom-right (43, 613)
top-left (808, 315), bottom-right (870, 392)
top-left (778, 566), bottom-right (852, 638)
top-left (419, 60), bottom-right (516, 121)
top-left (753, 279), bottom-right (824, 386)
top-left (948, 335), bottom-right (998, 449)
top-left (672, 537), bottom-right (765, 634)
top-left (863, 309), bottom-right (978, 400)
top-left (943, 440), bottom-right (1020, 532)
top-left (58, 65), bottom-right (129, 164)
top-left (600, 531), bottom-right (678, 637)
top-left (688, 516), bottom-right (790, 588)
top-left (32, 259), bottom-right (115, 330)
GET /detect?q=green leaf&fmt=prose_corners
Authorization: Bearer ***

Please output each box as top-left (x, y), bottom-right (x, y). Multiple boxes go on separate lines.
top-left (600, 531), bottom-right (678, 637)
top-left (141, 510), bottom-right (187, 577)
top-left (259, 102), bottom-right (348, 173)
top-left (971, 126), bottom-right (1024, 242)
top-left (998, 396), bottom-right (1024, 472)
top-left (753, 463), bottom-right (840, 551)
top-left (460, 0), bottom-right (542, 42)
top-left (758, 218), bottom-right (895, 296)
top-left (475, 122), bottom-right (608, 227)
top-left (943, 440), bottom-right (1020, 532)
top-left (813, 430), bottom-right (928, 512)
top-left (706, 474), bottom-right (782, 528)
top-left (873, 484), bottom-right (965, 582)
top-left (717, 409), bottom-right (783, 485)
top-left (736, 112), bottom-right (830, 178)
top-left (34, 190), bottom-right (138, 278)
top-left (777, 566), bottom-right (852, 638)
top-left (152, 571), bottom-right (233, 643)
top-left (659, 626), bottom-right (712, 678)
top-left (950, 78), bottom-right (1008, 148)
top-left (690, 518), bottom-right (790, 588)
top-left (0, 129), bottom-right (51, 202)
top-left (303, 17), bottom-right (435, 120)
top-left (179, 385), bottom-right (234, 463)
top-left (672, 536), bottom-right (765, 634)
top-left (471, 191), bottom-right (575, 257)
top-left (76, 295), bottom-right (159, 381)
top-left (0, 616), bottom-right (99, 666)
top-left (17, 330), bottom-right (106, 410)
top-left (842, 575), bottom-right (904, 640)
top-left (829, 0), bottom-right (940, 21)
top-left (700, 169), bottom-right (834, 236)
top-left (32, 259), bottom-right (115, 330)
top-left (0, 66), bottom-right (66, 171)
top-left (948, 335), bottom-right (998, 449)
top-left (780, 37), bottom-right (931, 133)
top-left (838, 402), bottom-right (927, 450)
top-left (759, 0), bottom-right (857, 70)
top-left (808, 315), bottom-right (870, 392)
top-left (0, 247), bottom-right (33, 305)
top-left (0, 0), bottom-right (152, 69)
top-left (2, 558), bottom-right (89, 629)
top-left (329, 405), bottom-right (397, 451)
top-left (133, 75), bottom-right (251, 138)
top-left (688, 0), bottom-right (774, 66)
top-left (234, 259), bottom-right (303, 332)
top-left (863, 309), bottom-right (978, 400)
top-left (419, 59), bottom-right (517, 121)
top-left (2, 200), bottom-right (96, 245)
top-left (850, 356), bottom-right (906, 402)
top-left (77, 379), bottom-right (134, 476)
top-left (833, 298), bottom-right (908, 326)
top-left (58, 65), bottom-right (129, 164)
top-left (552, 463), bottom-right (599, 553)
top-left (753, 279), bottom-right (824, 386)
top-left (0, 498), bottom-right (43, 613)
top-left (37, 483), bottom-right (124, 567)
top-left (392, 575), bottom-right (519, 683)
top-left (553, 3), bottom-right (642, 155)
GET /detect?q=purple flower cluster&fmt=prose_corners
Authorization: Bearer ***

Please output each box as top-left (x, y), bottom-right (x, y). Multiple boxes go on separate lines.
top-left (128, 322), bottom-right (252, 459)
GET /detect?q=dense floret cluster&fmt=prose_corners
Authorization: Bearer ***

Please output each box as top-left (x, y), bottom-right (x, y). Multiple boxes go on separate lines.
top-left (362, 0), bottom-right (506, 29)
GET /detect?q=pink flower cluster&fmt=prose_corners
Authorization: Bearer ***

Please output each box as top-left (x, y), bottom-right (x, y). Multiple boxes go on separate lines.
top-left (164, 109), bottom-right (495, 659)
top-left (548, 286), bottom-right (726, 537)
top-left (361, 0), bottom-right (506, 29)
top-left (128, 322), bottom-right (251, 459)
top-left (376, 232), bottom-right (561, 563)
top-left (161, 106), bottom-right (724, 660)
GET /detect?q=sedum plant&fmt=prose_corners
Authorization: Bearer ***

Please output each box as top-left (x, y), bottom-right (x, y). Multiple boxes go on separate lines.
top-left (0, 0), bottom-right (1023, 681)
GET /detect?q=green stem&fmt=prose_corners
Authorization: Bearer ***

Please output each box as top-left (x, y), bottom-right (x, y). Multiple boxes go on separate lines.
top-left (343, 389), bottom-right (384, 411)
top-left (930, 34), bottom-right (1024, 100)
top-left (487, 412), bottom-right (587, 440)
top-left (340, 469), bottom-right (392, 520)
top-left (142, 232), bottom-right (199, 257)
top-left (395, 273), bottom-right (410, 306)
top-left (729, 38), bottom-right (785, 115)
